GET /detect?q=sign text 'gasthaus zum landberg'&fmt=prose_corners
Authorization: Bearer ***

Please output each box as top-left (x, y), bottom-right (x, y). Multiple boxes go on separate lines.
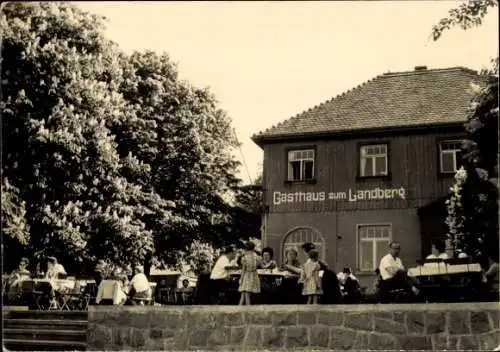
top-left (272, 187), bottom-right (407, 205)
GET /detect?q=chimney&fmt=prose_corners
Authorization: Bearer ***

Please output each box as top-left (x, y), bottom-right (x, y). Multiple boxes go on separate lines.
top-left (414, 66), bottom-right (427, 71)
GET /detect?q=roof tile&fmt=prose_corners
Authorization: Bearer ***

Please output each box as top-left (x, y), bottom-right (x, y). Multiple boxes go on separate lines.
top-left (252, 67), bottom-right (483, 142)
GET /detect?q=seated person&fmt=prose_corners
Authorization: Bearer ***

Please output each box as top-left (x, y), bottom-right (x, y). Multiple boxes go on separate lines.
top-left (378, 242), bottom-right (419, 300)
top-left (7, 258), bottom-right (31, 300)
top-left (45, 257), bottom-right (67, 279)
top-left (129, 265), bottom-right (152, 304)
top-left (210, 246), bottom-right (238, 304)
top-left (484, 256), bottom-right (500, 289)
top-left (426, 239), bottom-right (449, 260)
top-left (178, 279), bottom-right (194, 304)
top-left (260, 247), bottom-right (277, 270)
top-left (337, 267), bottom-right (358, 285)
top-left (281, 248), bottom-right (301, 274)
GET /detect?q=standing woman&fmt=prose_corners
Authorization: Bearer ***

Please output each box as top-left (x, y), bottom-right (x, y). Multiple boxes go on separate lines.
top-left (238, 241), bottom-right (261, 305)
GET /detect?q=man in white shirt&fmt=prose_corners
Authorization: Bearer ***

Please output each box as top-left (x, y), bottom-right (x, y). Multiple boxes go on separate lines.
top-left (378, 242), bottom-right (419, 301)
top-left (130, 265), bottom-right (151, 304)
top-left (210, 246), bottom-right (237, 304)
top-left (45, 257), bottom-right (67, 279)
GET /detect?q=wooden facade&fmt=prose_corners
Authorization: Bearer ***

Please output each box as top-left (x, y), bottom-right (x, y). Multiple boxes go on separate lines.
top-left (262, 127), bottom-right (465, 213)
top-left (258, 126), bottom-right (466, 286)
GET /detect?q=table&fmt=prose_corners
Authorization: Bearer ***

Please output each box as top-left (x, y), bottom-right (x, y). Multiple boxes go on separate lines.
top-left (407, 263), bottom-right (487, 302)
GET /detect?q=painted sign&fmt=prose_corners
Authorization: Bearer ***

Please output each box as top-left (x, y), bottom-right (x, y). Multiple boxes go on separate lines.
top-left (272, 187), bottom-right (407, 205)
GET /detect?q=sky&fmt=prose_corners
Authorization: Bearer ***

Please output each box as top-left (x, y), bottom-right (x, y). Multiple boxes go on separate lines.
top-left (75, 1), bottom-right (498, 184)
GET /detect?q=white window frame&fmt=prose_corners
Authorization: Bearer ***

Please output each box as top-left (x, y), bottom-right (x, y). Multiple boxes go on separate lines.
top-left (359, 144), bottom-right (388, 177)
top-left (287, 149), bottom-right (315, 181)
top-left (439, 140), bottom-right (462, 174)
top-left (356, 223), bottom-right (392, 272)
top-left (281, 227), bottom-right (325, 264)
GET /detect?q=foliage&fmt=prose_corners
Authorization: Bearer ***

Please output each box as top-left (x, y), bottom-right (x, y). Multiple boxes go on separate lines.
top-left (431, 0), bottom-right (498, 41)
top-left (435, 0), bottom-right (499, 261)
top-left (1, 3), bottom-right (251, 273)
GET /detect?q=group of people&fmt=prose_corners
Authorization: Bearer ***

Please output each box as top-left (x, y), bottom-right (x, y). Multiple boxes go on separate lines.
top-left (208, 241), bottom-right (345, 305)
top-left (95, 265), bottom-right (154, 305)
top-left (5, 256), bottom-right (68, 301)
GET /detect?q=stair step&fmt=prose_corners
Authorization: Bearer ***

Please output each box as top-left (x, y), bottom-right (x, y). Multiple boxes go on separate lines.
top-left (3, 318), bottom-right (88, 329)
top-left (6, 310), bottom-right (88, 321)
top-left (3, 338), bottom-right (87, 351)
top-left (4, 327), bottom-right (87, 342)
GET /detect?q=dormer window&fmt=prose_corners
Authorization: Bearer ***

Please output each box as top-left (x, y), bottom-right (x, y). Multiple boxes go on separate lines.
top-left (287, 149), bottom-right (315, 181)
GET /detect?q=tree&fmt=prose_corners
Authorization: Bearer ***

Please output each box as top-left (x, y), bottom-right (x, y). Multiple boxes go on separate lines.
top-left (435, 0), bottom-right (499, 261)
top-left (1, 2), bottom-right (250, 273)
top-left (114, 50), bottom-right (245, 264)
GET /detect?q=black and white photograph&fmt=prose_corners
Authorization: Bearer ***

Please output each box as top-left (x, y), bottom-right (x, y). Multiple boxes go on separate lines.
top-left (1, 1), bottom-right (499, 351)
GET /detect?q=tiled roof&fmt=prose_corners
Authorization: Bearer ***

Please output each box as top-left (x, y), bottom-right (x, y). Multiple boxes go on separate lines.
top-left (252, 67), bottom-right (483, 143)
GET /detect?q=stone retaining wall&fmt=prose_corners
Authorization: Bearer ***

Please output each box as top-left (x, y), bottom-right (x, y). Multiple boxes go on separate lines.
top-left (87, 302), bottom-right (499, 351)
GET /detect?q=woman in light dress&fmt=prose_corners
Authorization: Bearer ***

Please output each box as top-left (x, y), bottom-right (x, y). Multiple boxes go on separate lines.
top-left (238, 241), bottom-right (261, 305)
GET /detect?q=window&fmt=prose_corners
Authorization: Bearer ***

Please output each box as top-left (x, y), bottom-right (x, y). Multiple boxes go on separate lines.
top-left (359, 144), bottom-right (388, 177)
top-left (440, 140), bottom-right (462, 174)
top-left (357, 224), bottom-right (391, 271)
top-left (287, 149), bottom-right (315, 181)
top-left (282, 227), bottom-right (324, 264)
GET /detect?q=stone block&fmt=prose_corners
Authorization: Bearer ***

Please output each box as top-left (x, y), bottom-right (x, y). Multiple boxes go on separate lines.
top-left (246, 311), bottom-right (273, 325)
top-left (273, 312), bottom-right (297, 326)
top-left (369, 332), bottom-right (397, 350)
top-left (425, 311), bottom-right (446, 334)
top-left (373, 315), bottom-right (406, 334)
top-left (431, 334), bottom-right (449, 350)
top-left (489, 309), bottom-right (500, 329)
top-left (262, 327), bottom-right (285, 348)
top-left (393, 312), bottom-right (406, 324)
top-left (188, 329), bottom-right (211, 347)
top-left (449, 311), bottom-right (471, 335)
top-left (150, 328), bottom-right (174, 340)
top-left (244, 326), bottom-right (263, 347)
top-left (229, 327), bottom-right (246, 345)
top-left (286, 327), bottom-right (308, 348)
top-left (353, 332), bottom-right (370, 350)
top-left (149, 311), bottom-right (184, 330)
top-left (317, 312), bottom-right (343, 326)
top-left (457, 335), bottom-right (479, 350)
top-left (87, 323), bottom-right (113, 350)
top-left (310, 325), bottom-right (329, 348)
top-left (298, 312), bottom-right (317, 325)
top-left (222, 312), bottom-right (246, 326)
top-left (477, 330), bottom-right (500, 350)
top-left (172, 329), bottom-right (189, 350)
top-left (207, 327), bottom-right (231, 347)
top-left (471, 311), bottom-right (491, 334)
top-left (130, 328), bottom-right (150, 349)
top-left (397, 335), bottom-right (432, 350)
top-left (127, 311), bottom-right (151, 329)
top-left (186, 311), bottom-right (217, 329)
top-left (329, 327), bottom-right (356, 350)
top-left (344, 313), bottom-right (373, 331)
top-left (113, 326), bottom-right (133, 348)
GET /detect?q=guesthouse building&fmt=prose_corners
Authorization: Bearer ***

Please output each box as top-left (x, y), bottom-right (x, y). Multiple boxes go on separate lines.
top-left (252, 66), bottom-right (484, 286)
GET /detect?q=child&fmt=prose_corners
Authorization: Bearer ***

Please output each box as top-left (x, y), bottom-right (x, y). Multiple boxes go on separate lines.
top-left (300, 249), bottom-right (323, 304)
top-left (238, 241), bottom-right (261, 305)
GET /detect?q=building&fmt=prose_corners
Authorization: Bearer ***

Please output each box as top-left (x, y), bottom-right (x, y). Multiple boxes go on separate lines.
top-left (251, 66), bottom-right (484, 287)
